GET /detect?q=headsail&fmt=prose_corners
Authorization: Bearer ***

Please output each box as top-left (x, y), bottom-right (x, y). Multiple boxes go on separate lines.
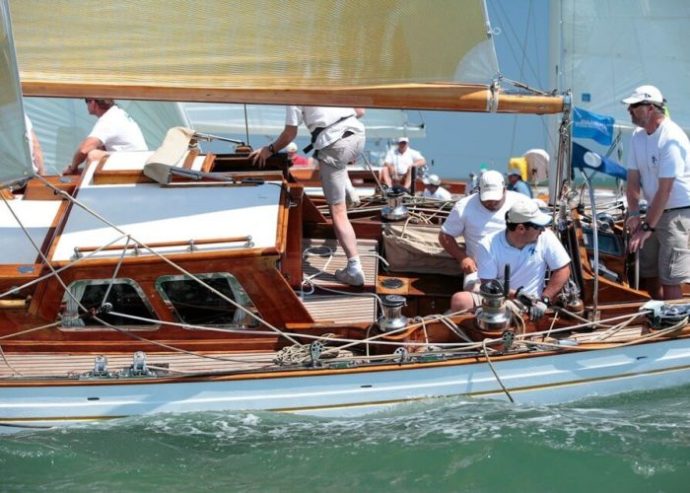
top-left (182, 104), bottom-right (425, 139)
top-left (0, 0), bottom-right (31, 186)
top-left (555, 0), bottom-right (690, 131)
top-left (9, 0), bottom-right (563, 114)
top-left (23, 98), bottom-right (190, 172)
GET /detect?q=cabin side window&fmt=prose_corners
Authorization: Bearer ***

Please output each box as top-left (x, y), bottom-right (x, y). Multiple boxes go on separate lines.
top-left (155, 273), bottom-right (257, 328)
top-left (60, 278), bottom-right (158, 330)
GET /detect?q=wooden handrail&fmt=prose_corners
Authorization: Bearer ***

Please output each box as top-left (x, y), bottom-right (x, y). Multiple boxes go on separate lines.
top-left (74, 235), bottom-right (253, 256)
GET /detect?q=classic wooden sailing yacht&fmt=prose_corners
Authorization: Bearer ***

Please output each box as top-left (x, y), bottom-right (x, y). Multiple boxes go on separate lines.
top-left (1, 0), bottom-right (689, 433)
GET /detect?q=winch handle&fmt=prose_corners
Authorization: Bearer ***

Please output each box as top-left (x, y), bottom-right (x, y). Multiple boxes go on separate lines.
top-left (503, 264), bottom-right (511, 298)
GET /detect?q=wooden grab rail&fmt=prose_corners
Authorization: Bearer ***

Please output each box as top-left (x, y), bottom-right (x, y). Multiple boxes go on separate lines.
top-left (74, 235), bottom-right (253, 256)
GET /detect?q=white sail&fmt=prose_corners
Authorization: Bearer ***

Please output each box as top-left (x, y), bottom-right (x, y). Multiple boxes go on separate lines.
top-left (0, 0), bottom-right (31, 186)
top-left (554, 0), bottom-right (690, 132)
top-left (182, 104), bottom-right (425, 140)
top-left (23, 99), bottom-right (189, 173)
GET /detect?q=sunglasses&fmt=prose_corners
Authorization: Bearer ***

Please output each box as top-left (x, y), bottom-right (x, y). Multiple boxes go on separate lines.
top-left (525, 223), bottom-right (545, 231)
top-left (628, 102), bottom-right (650, 109)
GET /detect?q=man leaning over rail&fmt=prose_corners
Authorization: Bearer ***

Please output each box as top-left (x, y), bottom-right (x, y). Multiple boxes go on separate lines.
top-left (63, 99), bottom-right (148, 175)
top-left (250, 106), bottom-right (367, 286)
top-left (449, 200), bottom-right (571, 320)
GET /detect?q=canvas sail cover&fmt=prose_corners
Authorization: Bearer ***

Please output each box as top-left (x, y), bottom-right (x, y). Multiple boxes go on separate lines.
top-left (556, 0), bottom-right (690, 132)
top-left (0, 0), bottom-right (32, 186)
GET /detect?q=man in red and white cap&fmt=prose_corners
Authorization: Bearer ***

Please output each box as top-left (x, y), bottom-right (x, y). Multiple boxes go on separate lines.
top-left (381, 136), bottom-right (426, 191)
top-left (623, 85), bottom-right (690, 299)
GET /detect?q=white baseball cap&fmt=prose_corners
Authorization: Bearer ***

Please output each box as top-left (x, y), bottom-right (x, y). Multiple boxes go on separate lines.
top-left (478, 170), bottom-right (505, 201)
top-left (422, 174), bottom-right (441, 186)
top-left (397, 137), bottom-right (409, 144)
top-left (506, 200), bottom-right (552, 226)
top-left (286, 142), bottom-right (298, 152)
top-left (621, 85), bottom-right (664, 106)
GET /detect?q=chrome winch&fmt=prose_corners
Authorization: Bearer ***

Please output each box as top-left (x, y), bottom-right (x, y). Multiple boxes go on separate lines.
top-left (378, 294), bottom-right (408, 332)
top-left (476, 279), bottom-right (511, 332)
top-left (381, 187), bottom-right (408, 221)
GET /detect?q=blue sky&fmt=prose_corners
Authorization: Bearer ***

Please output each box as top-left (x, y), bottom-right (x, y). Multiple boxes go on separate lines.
top-left (412, 0), bottom-right (551, 179)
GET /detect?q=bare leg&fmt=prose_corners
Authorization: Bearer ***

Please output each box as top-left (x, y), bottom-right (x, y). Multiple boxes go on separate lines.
top-left (330, 201), bottom-right (359, 259)
top-left (450, 291), bottom-right (476, 312)
top-left (662, 283), bottom-right (683, 300)
top-left (640, 277), bottom-right (663, 299)
top-left (380, 166), bottom-right (393, 187)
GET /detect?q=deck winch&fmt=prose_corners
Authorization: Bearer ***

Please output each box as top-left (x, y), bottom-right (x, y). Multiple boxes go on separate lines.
top-left (643, 301), bottom-right (690, 330)
top-left (378, 294), bottom-right (408, 331)
top-left (381, 187), bottom-right (408, 221)
top-left (476, 279), bottom-right (511, 332)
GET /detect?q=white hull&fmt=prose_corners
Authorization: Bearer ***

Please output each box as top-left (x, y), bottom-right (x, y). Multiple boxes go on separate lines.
top-left (2, 337), bottom-right (689, 433)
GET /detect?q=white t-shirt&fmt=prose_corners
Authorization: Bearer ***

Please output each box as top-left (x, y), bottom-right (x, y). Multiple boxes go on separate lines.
top-left (441, 191), bottom-right (528, 258)
top-left (384, 146), bottom-right (424, 175)
top-left (285, 106), bottom-right (364, 151)
top-left (626, 118), bottom-right (690, 209)
top-left (423, 186), bottom-right (452, 201)
top-left (476, 229), bottom-right (571, 297)
top-left (89, 106), bottom-right (148, 152)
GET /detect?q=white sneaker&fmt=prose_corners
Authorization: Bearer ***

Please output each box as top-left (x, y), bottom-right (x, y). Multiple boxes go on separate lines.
top-left (335, 268), bottom-right (365, 287)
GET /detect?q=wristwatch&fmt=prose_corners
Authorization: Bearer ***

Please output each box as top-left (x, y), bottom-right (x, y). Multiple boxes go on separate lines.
top-left (540, 296), bottom-right (550, 306)
top-left (641, 222), bottom-right (655, 232)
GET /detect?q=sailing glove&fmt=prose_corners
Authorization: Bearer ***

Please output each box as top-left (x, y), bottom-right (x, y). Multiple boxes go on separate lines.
top-left (529, 300), bottom-right (548, 321)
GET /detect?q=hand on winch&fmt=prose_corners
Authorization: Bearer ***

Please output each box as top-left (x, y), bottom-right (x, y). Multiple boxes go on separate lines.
top-left (515, 287), bottom-right (550, 321)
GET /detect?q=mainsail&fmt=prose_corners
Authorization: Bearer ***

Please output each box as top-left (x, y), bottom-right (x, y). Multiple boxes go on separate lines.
top-left (9, 0), bottom-right (563, 114)
top-left (0, 0), bottom-right (31, 186)
top-left (554, 0), bottom-right (690, 131)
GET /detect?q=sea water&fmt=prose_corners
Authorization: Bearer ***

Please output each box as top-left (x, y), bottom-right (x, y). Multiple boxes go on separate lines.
top-left (2, 384), bottom-right (689, 492)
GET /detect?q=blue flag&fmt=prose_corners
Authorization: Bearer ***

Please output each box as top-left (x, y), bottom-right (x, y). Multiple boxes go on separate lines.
top-left (573, 107), bottom-right (615, 146)
top-left (572, 142), bottom-right (627, 180)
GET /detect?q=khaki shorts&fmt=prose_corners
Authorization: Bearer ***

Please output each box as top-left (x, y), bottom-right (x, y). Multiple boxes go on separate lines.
top-left (317, 133), bottom-right (365, 205)
top-left (639, 207), bottom-right (690, 284)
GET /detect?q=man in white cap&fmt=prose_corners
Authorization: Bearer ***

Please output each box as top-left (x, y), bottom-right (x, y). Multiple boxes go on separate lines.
top-left (439, 170), bottom-right (529, 290)
top-left (622, 85), bottom-right (690, 300)
top-left (381, 136), bottom-right (426, 191)
top-left (449, 200), bottom-right (571, 318)
top-left (422, 174), bottom-right (452, 201)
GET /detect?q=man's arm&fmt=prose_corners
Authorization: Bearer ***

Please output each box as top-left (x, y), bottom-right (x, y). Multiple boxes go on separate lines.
top-left (64, 136), bottom-right (103, 175)
top-left (438, 231), bottom-right (476, 273)
top-left (30, 129), bottom-right (45, 175)
top-left (249, 125), bottom-right (298, 168)
top-left (628, 177), bottom-right (674, 253)
top-left (625, 169), bottom-right (642, 231)
top-left (542, 264), bottom-right (571, 301)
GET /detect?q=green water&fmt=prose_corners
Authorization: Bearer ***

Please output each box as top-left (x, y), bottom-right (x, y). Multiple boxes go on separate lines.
top-left (2, 385), bottom-right (689, 492)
